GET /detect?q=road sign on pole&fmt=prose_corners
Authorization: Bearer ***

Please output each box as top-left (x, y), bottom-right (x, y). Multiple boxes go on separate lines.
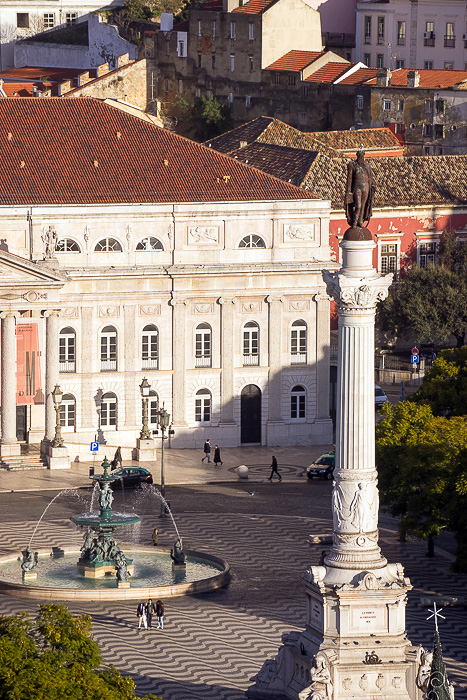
top-left (411, 354), bottom-right (419, 364)
top-left (90, 442), bottom-right (99, 453)
top-left (411, 347), bottom-right (419, 355)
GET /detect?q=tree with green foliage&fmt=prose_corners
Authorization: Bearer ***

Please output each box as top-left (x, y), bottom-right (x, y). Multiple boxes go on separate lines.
top-left (0, 603), bottom-right (163, 700)
top-left (379, 230), bottom-right (467, 347)
top-left (375, 401), bottom-right (467, 569)
top-left (411, 346), bottom-right (467, 417)
top-left (175, 95), bottom-right (232, 141)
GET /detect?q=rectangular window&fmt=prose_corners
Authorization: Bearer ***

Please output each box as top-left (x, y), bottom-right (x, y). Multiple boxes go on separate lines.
top-left (166, 40), bottom-right (170, 56)
top-left (380, 243), bottom-right (398, 274)
top-left (195, 87), bottom-right (201, 97)
top-left (230, 22), bottom-right (236, 39)
top-left (59, 335), bottom-right (75, 372)
top-left (424, 61), bottom-right (433, 70)
top-left (383, 98), bottom-right (391, 111)
top-left (364, 53), bottom-right (371, 66)
top-left (198, 52), bottom-right (202, 68)
top-left (291, 394), bottom-right (305, 419)
top-left (357, 94), bottom-right (364, 110)
top-left (198, 20), bottom-right (202, 36)
top-left (444, 61), bottom-right (454, 70)
top-left (291, 326), bottom-right (307, 364)
top-left (212, 20), bottom-right (216, 37)
top-left (445, 21), bottom-right (455, 47)
top-left (65, 12), bottom-right (78, 24)
top-left (435, 124), bottom-right (445, 138)
top-left (364, 15), bottom-right (372, 43)
top-left (177, 41), bottom-right (185, 57)
top-left (243, 326), bottom-right (259, 365)
top-left (377, 16), bottom-right (384, 44)
top-left (396, 59), bottom-right (405, 69)
top-left (423, 123), bottom-right (433, 136)
top-left (397, 20), bottom-right (406, 45)
top-left (419, 241), bottom-right (437, 267)
top-left (395, 123), bottom-right (404, 134)
top-left (195, 328), bottom-right (211, 367)
top-left (249, 23), bottom-right (254, 40)
top-left (230, 54), bottom-right (235, 72)
top-left (165, 78), bottom-right (169, 93)
top-left (424, 99), bottom-right (432, 113)
top-left (43, 13), bottom-right (55, 28)
top-left (288, 74), bottom-right (296, 86)
top-left (424, 21), bottom-right (435, 46)
top-left (274, 73), bottom-right (281, 86)
top-left (249, 55), bottom-right (253, 72)
top-left (377, 54), bottom-right (384, 68)
top-left (228, 92), bottom-right (233, 105)
top-left (245, 95), bottom-right (251, 108)
top-left (195, 396), bottom-right (211, 422)
top-left (178, 79), bottom-right (182, 94)
top-left (16, 12), bottom-right (29, 28)
top-left (435, 99), bottom-right (446, 114)
top-left (211, 53), bottom-right (216, 70)
top-left (397, 98), bottom-right (404, 111)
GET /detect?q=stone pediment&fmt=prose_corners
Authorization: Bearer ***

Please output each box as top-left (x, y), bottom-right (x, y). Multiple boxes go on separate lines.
top-left (0, 251), bottom-right (65, 290)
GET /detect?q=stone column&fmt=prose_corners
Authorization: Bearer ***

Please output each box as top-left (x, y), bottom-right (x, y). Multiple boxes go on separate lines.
top-left (0, 312), bottom-right (20, 458)
top-left (219, 297), bottom-right (236, 425)
top-left (266, 295), bottom-right (283, 424)
top-left (314, 292), bottom-right (331, 422)
top-left (170, 297), bottom-right (187, 426)
top-left (124, 304), bottom-right (137, 427)
top-left (42, 310), bottom-right (60, 447)
top-left (323, 238), bottom-right (393, 573)
top-left (80, 307), bottom-right (94, 430)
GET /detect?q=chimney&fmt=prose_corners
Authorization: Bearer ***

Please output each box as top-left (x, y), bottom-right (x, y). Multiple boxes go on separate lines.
top-left (117, 52), bottom-right (130, 68)
top-left (407, 70), bottom-right (420, 88)
top-left (97, 62), bottom-right (109, 77)
top-left (240, 140), bottom-right (248, 148)
top-left (376, 68), bottom-right (391, 87)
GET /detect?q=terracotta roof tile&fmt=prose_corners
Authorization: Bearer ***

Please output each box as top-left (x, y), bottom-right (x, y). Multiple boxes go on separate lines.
top-left (366, 68), bottom-right (467, 89)
top-left (266, 50), bottom-right (323, 72)
top-left (0, 66), bottom-right (84, 82)
top-left (205, 116), bottom-right (276, 152)
top-left (307, 127), bottom-right (403, 152)
top-left (0, 98), bottom-right (314, 206)
top-left (1, 82), bottom-right (52, 97)
top-left (228, 142), bottom-right (318, 186)
top-left (304, 62), bottom-right (353, 83)
top-left (337, 67), bottom-right (378, 85)
top-left (232, 0), bottom-right (278, 14)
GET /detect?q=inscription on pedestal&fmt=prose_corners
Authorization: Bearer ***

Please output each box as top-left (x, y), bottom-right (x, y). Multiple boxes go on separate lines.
top-left (352, 607), bottom-right (385, 631)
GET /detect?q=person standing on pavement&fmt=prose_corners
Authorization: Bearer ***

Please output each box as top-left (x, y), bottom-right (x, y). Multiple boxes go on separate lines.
top-left (146, 598), bottom-right (156, 629)
top-left (156, 599), bottom-right (165, 629)
top-left (201, 439), bottom-right (211, 463)
top-left (152, 527), bottom-right (159, 546)
top-left (113, 446), bottom-right (122, 470)
top-left (137, 601), bottom-right (147, 630)
top-left (213, 444), bottom-right (223, 466)
top-left (268, 455), bottom-right (282, 481)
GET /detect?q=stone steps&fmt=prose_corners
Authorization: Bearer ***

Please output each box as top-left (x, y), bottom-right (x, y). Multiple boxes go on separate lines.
top-left (0, 453), bottom-right (47, 471)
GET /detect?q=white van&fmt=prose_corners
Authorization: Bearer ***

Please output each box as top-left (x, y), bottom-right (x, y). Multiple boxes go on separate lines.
top-left (375, 385), bottom-right (389, 408)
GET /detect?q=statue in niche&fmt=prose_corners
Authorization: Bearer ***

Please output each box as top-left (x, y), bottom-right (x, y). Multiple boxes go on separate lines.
top-left (41, 225), bottom-right (58, 259)
top-left (21, 547), bottom-right (39, 572)
top-left (344, 148), bottom-right (375, 228)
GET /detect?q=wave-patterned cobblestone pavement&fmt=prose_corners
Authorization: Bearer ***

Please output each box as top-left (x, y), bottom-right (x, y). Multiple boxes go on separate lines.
top-left (0, 509), bottom-right (465, 700)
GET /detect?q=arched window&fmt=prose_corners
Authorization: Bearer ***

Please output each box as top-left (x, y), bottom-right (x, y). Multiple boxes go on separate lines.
top-left (101, 392), bottom-right (117, 428)
top-left (136, 237), bottom-right (164, 251)
top-left (59, 393), bottom-right (76, 430)
top-left (195, 323), bottom-right (212, 367)
top-left (195, 388), bottom-right (211, 422)
top-left (243, 321), bottom-right (259, 366)
top-left (56, 238), bottom-right (81, 252)
top-left (291, 385), bottom-right (306, 419)
top-left (291, 320), bottom-right (307, 364)
top-left (142, 390), bottom-right (159, 428)
top-left (238, 234), bottom-right (266, 248)
top-left (100, 326), bottom-right (117, 371)
top-left (94, 238), bottom-right (123, 252)
top-left (59, 326), bottom-right (76, 373)
top-left (142, 324), bottom-right (158, 370)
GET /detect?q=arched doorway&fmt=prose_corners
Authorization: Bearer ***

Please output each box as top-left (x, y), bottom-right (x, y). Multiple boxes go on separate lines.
top-left (241, 384), bottom-right (261, 443)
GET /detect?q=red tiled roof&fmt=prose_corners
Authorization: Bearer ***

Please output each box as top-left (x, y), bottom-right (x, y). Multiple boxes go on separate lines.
top-left (307, 127), bottom-right (403, 153)
top-left (0, 98), bottom-right (314, 205)
top-left (232, 0), bottom-right (278, 13)
top-left (366, 68), bottom-right (467, 89)
top-left (228, 142), bottom-right (318, 187)
top-left (305, 62), bottom-right (353, 83)
top-left (1, 82), bottom-right (52, 97)
top-left (266, 50), bottom-right (323, 72)
top-left (0, 66), bottom-right (84, 82)
top-left (337, 67), bottom-right (378, 85)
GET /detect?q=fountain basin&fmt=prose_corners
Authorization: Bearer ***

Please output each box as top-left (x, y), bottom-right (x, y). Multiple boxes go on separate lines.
top-left (71, 513), bottom-right (141, 527)
top-left (0, 545), bottom-right (230, 601)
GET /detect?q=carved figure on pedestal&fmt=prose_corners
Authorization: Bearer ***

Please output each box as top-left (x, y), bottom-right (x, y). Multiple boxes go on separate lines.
top-left (416, 649), bottom-right (433, 693)
top-left (99, 484), bottom-right (113, 511)
top-left (299, 654), bottom-right (333, 700)
top-left (344, 149), bottom-right (375, 228)
top-left (332, 483), bottom-right (346, 530)
top-left (21, 547), bottom-right (39, 572)
top-left (41, 225), bottom-right (58, 259)
top-left (252, 646), bottom-right (288, 692)
top-left (115, 551), bottom-right (130, 583)
top-left (170, 538), bottom-right (186, 565)
top-left (80, 530), bottom-right (95, 558)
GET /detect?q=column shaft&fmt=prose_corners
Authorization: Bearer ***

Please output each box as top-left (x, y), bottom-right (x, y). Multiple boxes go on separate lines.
top-left (1, 313), bottom-right (18, 445)
top-left (315, 294), bottom-right (331, 420)
top-left (171, 299), bottom-right (187, 425)
top-left (219, 298), bottom-right (235, 424)
top-left (267, 296), bottom-right (283, 422)
top-left (44, 311), bottom-right (60, 443)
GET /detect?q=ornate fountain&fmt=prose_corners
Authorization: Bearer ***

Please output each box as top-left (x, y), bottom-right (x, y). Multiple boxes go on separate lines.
top-left (71, 457), bottom-right (140, 583)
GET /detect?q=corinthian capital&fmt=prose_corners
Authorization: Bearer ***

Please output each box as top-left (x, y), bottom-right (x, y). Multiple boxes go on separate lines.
top-left (323, 270), bottom-right (393, 310)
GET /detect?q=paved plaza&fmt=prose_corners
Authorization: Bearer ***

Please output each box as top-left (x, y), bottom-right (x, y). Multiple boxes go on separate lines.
top-left (0, 447), bottom-right (466, 700)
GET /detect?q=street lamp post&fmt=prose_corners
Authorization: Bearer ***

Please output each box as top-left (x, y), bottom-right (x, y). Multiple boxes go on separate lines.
top-left (157, 405), bottom-right (171, 517)
top-left (51, 384), bottom-right (64, 448)
top-left (139, 377), bottom-right (152, 440)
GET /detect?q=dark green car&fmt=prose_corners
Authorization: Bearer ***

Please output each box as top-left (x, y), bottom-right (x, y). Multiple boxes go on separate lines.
top-left (306, 452), bottom-right (335, 480)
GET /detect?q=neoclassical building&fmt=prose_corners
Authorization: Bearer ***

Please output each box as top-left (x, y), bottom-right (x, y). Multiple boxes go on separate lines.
top-left (0, 98), bottom-right (333, 462)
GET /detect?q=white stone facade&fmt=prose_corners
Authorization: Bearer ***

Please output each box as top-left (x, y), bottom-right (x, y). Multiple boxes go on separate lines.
top-left (0, 198), bottom-right (333, 455)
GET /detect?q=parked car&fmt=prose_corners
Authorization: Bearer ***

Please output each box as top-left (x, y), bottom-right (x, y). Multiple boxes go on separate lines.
top-left (375, 385), bottom-right (389, 409)
top-left (306, 452), bottom-right (335, 480)
top-left (110, 467), bottom-right (153, 489)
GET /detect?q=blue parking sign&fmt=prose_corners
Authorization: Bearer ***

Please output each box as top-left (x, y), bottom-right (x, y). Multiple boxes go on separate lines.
top-left (90, 442), bottom-right (99, 453)
top-left (411, 354), bottom-right (419, 364)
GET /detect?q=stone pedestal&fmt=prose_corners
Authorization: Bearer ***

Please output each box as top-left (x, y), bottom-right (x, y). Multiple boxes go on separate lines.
top-left (47, 445), bottom-right (71, 470)
top-left (0, 441), bottom-right (21, 458)
top-left (247, 225), bottom-right (423, 700)
top-left (22, 571), bottom-right (37, 581)
top-left (136, 437), bottom-right (156, 462)
top-left (117, 581), bottom-right (131, 588)
top-left (172, 563), bottom-right (186, 571)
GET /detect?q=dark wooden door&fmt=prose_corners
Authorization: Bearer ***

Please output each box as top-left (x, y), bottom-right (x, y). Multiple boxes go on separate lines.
top-left (241, 385), bottom-right (261, 443)
top-left (16, 405), bottom-right (27, 441)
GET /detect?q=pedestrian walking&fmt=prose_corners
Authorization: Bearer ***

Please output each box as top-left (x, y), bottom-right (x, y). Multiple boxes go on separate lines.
top-left (201, 439), bottom-right (211, 463)
top-left (146, 598), bottom-right (156, 629)
top-left (268, 455), bottom-right (282, 481)
top-left (152, 527), bottom-right (159, 546)
top-left (156, 599), bottom-right (165, 629)
top-left (112, 446), bottom-right (122, 470)
top-left (136, 601), bottom-right (147, 630)
top-left (213, 445), bottom-right (223, 466)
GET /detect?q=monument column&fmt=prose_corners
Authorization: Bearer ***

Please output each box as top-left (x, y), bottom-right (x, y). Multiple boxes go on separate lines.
top-left (0, 311), bottom-right (20, 458)
top-left (266, 295), bottom-right (283, 425)
top-left (314, 292), bottom-right (332, 423)
top-left (43, 310), bottom-right (60, 447)
top-left (219, 297), bottom-right (236, 426)
top-left (170, 297), bottom-right (188, 426)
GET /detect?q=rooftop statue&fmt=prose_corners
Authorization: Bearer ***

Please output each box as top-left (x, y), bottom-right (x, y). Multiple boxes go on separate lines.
top-left (344, 148), bottom-right (375, 229)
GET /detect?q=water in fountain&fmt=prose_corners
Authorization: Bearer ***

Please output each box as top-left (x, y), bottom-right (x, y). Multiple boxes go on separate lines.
top-left (89, 482), bottom-right (100, 512)
top-left (139, 484), bottom-right (181, 540)
top-left (28, 489), bottom-right (84, 548)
